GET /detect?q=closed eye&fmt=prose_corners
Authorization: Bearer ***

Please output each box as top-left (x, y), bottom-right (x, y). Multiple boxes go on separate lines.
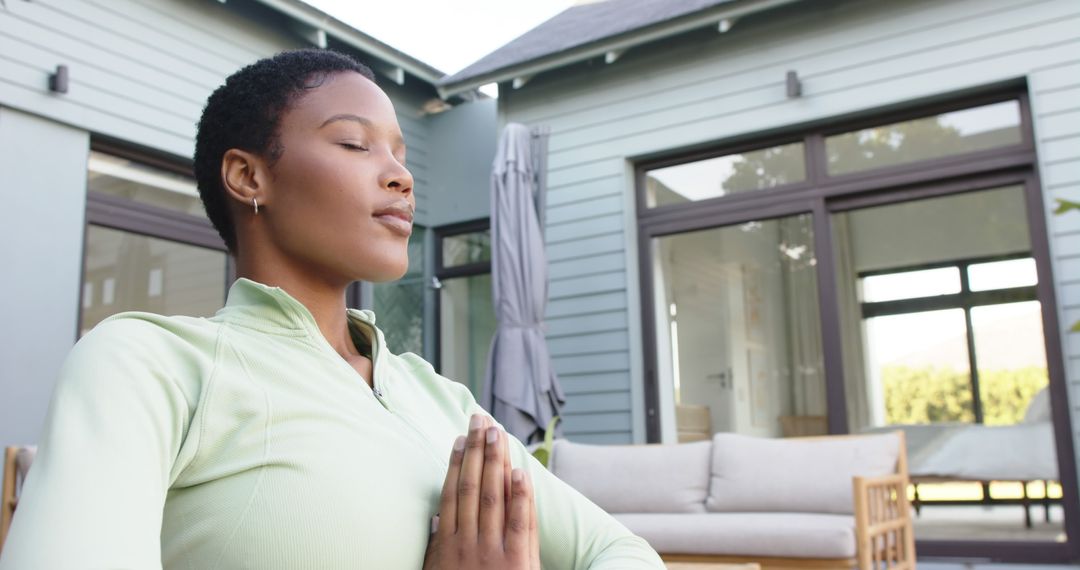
top-left (339, 142), bottom-right (369, 152)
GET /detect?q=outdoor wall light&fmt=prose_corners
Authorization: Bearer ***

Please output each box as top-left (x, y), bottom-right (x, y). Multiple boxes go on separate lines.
top-left (49, 64), bottom-right (69, 94)
top-left (786, 70), bottom-right (802, 98)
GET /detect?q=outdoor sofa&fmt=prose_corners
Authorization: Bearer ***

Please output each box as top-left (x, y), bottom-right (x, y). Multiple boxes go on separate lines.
top-left (548, 431), bottom-right (915, 570)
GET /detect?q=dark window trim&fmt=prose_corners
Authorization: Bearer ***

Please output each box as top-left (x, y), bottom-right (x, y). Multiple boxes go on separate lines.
top-left (634, 86), bottom-right (1080, 562)
top-left (857, 251), bottom-right (1032, 278)
top-left (862, 286), bottom-right (1037, 318)
top-left (434, 218), bottom-right (492, 274)
top-left (433, 218), bottom-right (492, 374)
top-left (86, 192), bottom-right (224, 251)
top-left (92, 137), bottom-right (195, 178)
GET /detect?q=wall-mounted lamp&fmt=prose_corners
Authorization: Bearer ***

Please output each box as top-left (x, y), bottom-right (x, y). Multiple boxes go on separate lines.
top-left (49, 64), bottom-right (69, 94)
top-left (786, 70), bottom-right (801, 98)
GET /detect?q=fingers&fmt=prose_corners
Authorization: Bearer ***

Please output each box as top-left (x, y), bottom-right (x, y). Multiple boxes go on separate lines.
top-left (477, 425), bottom-right (506, 546)
top-left (505, 468), bottom-right (532, 559)
top-left (502, 425), bottom-right (512, 523)
top-left (456, 414), bottom-right (489, 540)
top-left (437, 435), bottom-right (466, 538)
top-left (530, 470), bottom-right (540, 570)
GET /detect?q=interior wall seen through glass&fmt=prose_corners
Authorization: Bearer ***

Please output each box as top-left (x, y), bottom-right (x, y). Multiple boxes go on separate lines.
top-left (81, 225), bottom-right (227, 336)
top-left (652, 214), bottom-right (826, 442)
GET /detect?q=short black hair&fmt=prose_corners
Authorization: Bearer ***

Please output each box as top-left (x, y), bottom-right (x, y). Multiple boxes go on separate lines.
top-left (194, 48), bottom-right (376, 252)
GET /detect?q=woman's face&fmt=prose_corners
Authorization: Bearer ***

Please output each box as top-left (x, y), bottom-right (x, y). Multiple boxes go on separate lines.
top-left (261, 71), bottom-right (414, 284)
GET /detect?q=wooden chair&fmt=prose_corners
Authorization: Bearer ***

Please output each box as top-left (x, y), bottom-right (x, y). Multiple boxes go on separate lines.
top-left (676, 404), bottom-right (712, 443)
top-left (853, 432), bottom-right (916, 570)
top-left (1, 446), bottom-right (35, 556)
top-left (779, 415), bottom-right (829, 438)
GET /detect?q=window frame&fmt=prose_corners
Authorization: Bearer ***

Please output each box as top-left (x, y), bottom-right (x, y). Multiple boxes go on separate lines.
top-left (433, 218), bottom-right (492, 377)
top-left (79, 141), bottom-right (232, 339)
top-left (859, 252), bottom-right (1040, 425)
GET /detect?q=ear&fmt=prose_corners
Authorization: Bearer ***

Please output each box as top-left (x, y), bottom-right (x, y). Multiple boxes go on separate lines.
top-left (221, 148), bottom-right (270, 212)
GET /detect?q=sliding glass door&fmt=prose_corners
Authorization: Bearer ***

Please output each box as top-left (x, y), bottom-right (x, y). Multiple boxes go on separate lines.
top-left (635, 91), bottom-right (1078, 561)
top-left (650, 215), bottom-right (826, 441)
top-left (832, 185), bottom-right (1062, 544)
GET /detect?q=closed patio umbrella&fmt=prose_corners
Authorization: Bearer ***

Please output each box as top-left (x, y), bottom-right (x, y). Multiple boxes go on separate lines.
top-left (482, 123), bottom-right (565, 444)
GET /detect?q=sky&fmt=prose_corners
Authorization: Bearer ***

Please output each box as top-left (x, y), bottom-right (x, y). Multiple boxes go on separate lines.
top-left (300, 0), bottom-right (574, 82)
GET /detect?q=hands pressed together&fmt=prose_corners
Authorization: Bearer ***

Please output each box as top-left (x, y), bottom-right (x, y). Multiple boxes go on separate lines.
top-left (423, 414), bottom-right (541, 570)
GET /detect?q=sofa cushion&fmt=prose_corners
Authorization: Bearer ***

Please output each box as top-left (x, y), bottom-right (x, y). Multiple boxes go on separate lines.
top-left (550, 439), bottom-right (711, 513)
top-left (707, 432), bottom-right (900, 515)
top-left (614, 512), bottom-right (856, 558)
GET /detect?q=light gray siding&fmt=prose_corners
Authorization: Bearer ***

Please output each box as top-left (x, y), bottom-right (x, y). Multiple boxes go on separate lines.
top-left (424, 98), bottom-right (498, 227)
top-left (499, 0), bottom-right (1080, 446)
top-left (0, 107), bottom-right (90, 445)
top-left (0, 0), bottom-right (296, 157)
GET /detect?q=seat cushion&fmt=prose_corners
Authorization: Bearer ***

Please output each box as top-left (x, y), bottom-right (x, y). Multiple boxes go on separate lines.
top-left (550, 439), bottom-right (711, 513)
top-left (707, 432), bottom-right (900, 515)
top-left (614, 512), bottom-right (856, 558)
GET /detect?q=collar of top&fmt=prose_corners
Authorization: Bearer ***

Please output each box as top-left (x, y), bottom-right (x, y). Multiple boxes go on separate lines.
top-left (215, 278), bottom-right (377, 339)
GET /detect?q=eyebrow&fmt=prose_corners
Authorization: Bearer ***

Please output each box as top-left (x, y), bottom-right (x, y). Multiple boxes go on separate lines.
top-left (319, 113), bottom-right (405, 148)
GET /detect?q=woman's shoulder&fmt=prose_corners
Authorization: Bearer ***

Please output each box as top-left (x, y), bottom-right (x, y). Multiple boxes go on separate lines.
top-left (71, 311), bottom-right (221, 373)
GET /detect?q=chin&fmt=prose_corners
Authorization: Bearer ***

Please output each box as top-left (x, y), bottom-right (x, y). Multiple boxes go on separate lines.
top-left (361, 258), bottom-right (410, 283)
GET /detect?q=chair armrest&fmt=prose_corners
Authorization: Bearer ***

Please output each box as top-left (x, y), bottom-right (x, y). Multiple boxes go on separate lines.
top-left (853, 473), bottom-right (916, 570)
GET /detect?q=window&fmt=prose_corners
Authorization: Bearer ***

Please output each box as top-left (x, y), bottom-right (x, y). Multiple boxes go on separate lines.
top-left (857, 250), bottom-right (1043, 427)
top-left (637, 92), bottom-right (1072, 555)
top-left (82, 148), bottom-right (228, 336)
top-left (435, 221), bottom-right (496, 399)
top-left (644, 141), bottom-right (806, 208)
top-left (651, 214), bottom-right (825, 439)
top-left (825, 100), bottom-right (1023, 176)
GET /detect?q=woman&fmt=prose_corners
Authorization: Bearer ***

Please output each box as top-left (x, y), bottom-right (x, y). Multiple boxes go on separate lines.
top-left (0, 49), bottom-right (663, 569)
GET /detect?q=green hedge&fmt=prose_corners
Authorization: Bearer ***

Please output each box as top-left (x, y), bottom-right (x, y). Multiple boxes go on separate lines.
top-left (883, 366), bottom-right (1048, 425)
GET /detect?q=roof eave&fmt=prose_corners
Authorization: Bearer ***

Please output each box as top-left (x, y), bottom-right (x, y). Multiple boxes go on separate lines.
top-left (250, 0), bottom-right (446, 86)
top-left (436, 0), bottom-right (802, 100)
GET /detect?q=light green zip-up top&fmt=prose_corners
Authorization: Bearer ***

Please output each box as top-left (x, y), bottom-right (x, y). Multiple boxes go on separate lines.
top-left (1, 278), bottom-right (663, 570)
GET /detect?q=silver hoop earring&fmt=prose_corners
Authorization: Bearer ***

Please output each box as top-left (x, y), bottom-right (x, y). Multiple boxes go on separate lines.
top-left (252, 197), bottom-right (259, 215)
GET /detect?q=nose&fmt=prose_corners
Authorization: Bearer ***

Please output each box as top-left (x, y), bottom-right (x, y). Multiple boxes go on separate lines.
top-left (381, 153), bottom-right (413, 196)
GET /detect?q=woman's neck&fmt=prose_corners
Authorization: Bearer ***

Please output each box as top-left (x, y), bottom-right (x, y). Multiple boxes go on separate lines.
top-left (235, 257), bottom-right (359, 361)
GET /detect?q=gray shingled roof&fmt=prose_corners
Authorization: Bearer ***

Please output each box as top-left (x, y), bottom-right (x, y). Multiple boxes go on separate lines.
top-left (440, 0), bottom-right (740, 87)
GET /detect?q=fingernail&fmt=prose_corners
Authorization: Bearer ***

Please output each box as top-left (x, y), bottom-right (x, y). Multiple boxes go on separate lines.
top-left (512, 469), bottom-right (524, 483)
top-left (469, 414), bottom-right (484, 430)
top-left (486, 426), bottom-right (498, 444)
top-left (453, 435), bottom-right (465, 452)
top-left (430, 514), bottom-right (440, 534)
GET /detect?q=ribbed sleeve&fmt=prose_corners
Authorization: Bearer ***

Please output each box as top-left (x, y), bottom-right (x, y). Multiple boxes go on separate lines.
top-left (0, 317), bottom-right (198, 569)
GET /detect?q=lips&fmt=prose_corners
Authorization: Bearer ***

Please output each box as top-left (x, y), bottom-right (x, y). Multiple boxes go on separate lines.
top-left (373, 202), bottom-right (414, 237)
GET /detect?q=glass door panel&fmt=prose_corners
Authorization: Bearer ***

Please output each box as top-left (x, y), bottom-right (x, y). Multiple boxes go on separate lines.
top-left (831, 185), bottom-right (1063, 543)
top-left (439, 273), bottom-right (497, 399)
top-left (651, 214), bottom-right (826, 441)
top-left (81, 225), bottom-right (227, 336)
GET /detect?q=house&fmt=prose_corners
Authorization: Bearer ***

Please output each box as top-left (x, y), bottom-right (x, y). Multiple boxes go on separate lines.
top-left (439, 0), bottom-right (1080, 564)
top-left (2, 0), bottom-right (1079, 566)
